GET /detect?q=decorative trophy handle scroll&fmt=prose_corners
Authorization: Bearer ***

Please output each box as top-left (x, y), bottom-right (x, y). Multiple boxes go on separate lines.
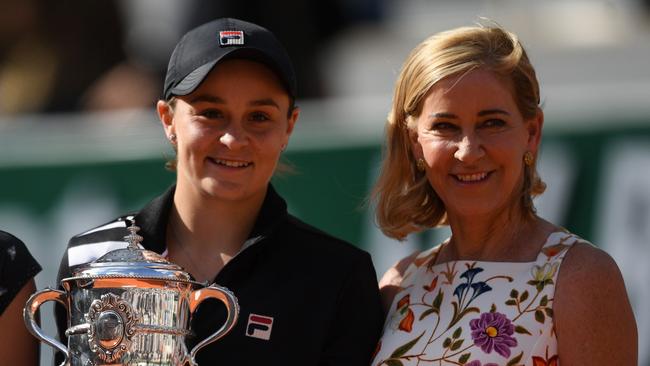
top-left (24, 288), bottom-right (70, 366)
top-left (187, 285), bottom-right (239, 366)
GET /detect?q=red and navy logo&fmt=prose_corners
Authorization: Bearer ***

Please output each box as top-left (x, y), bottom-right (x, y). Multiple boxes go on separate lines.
top-left (246, 313), bottom-right (274, 340)
top-left (219, 30), bottom-right (244, 46)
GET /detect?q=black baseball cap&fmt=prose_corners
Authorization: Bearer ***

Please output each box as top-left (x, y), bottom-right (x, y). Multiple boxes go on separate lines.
top-left (163, 18), bottom-right (297, 100)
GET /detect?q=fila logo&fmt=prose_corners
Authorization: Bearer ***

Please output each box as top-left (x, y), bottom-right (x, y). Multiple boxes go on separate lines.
top-left (219, 30), bottom-right (244, 46)
top-left (246, 313), bottom-right (274, 340)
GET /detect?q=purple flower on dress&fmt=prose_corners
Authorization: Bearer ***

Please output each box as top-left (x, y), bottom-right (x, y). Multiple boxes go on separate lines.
top-left (466, 361), bottom-right (498, 366)
top-left (469, 312), bottom-right (518, 358)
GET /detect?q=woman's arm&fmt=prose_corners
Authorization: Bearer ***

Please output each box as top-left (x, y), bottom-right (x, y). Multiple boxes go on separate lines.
top-left (554, 242), bottom-right (637, 365)
top-left (0, 278), bottom-right (40, 366)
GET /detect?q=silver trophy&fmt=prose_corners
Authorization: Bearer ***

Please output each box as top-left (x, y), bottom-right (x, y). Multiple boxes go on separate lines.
top-left (24, 223), bottom-right (239, 366)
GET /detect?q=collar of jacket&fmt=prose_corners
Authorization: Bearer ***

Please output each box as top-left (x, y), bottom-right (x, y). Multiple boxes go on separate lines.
top-left (130, 184), bottom-right (288, 254)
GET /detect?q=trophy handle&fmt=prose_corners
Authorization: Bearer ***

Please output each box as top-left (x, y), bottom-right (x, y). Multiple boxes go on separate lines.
top-left (187, 284), bottom-right (239, 365)
top-left (23, 288), bottom-right (70, 366)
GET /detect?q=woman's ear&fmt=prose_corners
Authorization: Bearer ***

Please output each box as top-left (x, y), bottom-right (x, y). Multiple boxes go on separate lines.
top-left (157, 100), bottom-right (175, 138)
top-left (527, 108), bottom-right (544, 155)
top-left (407, 117), bottom-right (423, 160)
top-left (286, 106), bottom-right (300, 136)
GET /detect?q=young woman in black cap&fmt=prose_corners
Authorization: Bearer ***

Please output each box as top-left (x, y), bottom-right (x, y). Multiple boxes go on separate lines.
top-left (55, 18), bottom-right (383, 365)
top-left (0, 231), bottom-right (41, 365)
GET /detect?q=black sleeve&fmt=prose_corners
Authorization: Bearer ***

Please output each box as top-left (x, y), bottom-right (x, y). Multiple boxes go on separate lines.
top-left (319, 252), bottom-right (384, 366)
top-left (0, 231), bottom-right (41, 316)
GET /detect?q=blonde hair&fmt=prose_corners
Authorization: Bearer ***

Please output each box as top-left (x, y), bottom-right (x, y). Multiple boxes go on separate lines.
top-left (372, 25), bottom-right (546, 240)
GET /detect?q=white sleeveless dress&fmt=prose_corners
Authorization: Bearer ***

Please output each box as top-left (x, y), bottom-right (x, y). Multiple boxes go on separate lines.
top-left (371, 231), bottom-right (586, 366)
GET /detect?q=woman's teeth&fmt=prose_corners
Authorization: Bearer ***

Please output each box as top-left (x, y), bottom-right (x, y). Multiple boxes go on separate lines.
top-left (213, 158), bottom-right (251, 167)
top-left (456, 172), bottom-right (488, 182)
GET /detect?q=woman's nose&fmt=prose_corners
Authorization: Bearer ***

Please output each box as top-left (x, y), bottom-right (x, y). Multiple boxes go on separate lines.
top-left (453, 134), bottom-right (485, 163)
top-left (219, 124), bottom-right (248, 149)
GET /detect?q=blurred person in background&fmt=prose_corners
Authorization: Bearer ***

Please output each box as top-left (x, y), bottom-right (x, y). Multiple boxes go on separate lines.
top-left (0, 231), bottom-right (41, 365)
top-left (1, 0), bottom-right (382, 115)
top-left (0, 0), bottom-right (126, 115)
top-left (370, 25), bottom-right (637, 365)
top-left (88, 0), bottom-right (378, 110)
top-left (55, 18), bottom-right (383, 365)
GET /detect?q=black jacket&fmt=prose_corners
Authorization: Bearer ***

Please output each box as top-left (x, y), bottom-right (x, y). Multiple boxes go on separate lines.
top-left (55, 185), bottom-right (383, 365)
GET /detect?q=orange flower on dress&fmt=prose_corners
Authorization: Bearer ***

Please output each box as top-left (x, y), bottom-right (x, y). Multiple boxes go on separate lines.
top-left (397, 294), bottom-right (410, 309)
top-left (399, 309), bottom-right (415, 332)
top-left (396, 294), bottom-right (414, 332)
top-left (532, 355), bottom-right (559, 366)
top-left (423, 276), bottom-right (438, 292)
top-left (541, 244), bottom-right (569, 258)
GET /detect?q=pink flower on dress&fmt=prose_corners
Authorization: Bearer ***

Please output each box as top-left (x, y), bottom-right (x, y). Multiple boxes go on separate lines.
top-left (469, 312), bottom-right (518, 358)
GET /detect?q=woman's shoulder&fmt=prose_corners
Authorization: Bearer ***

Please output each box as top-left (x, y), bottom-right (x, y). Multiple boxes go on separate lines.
top-left (0, 230), bottom-right (24, 249)
top-left (0, 230), bottom-right (39, 267)
top-left (69, 187), bottom-right (172, 247)
top-left (69, 214), bottom-right (136, 245)
top-left (379, 243), bottom-right (444, 288)
top-left (553, 234), bottom-right (637, 363)
top-left (549, 228), bottom-right (620, 296)
top-left (554, 236), bottom-right (627, 311)
top-left (556, 234), bottom-right (619, 281)
top-left (378, 243), bottom-right (443, 313)
top-left (283, 214), bottom-right (369, 258)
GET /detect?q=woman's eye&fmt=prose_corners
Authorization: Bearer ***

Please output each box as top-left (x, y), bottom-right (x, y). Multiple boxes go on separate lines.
top-left (482, 119), bottom-right (506, 128)
top-left (431, 122), bottom-right (457, 131)
top-left (199, 109), bottom-right (223, 119)
top-left (250, 112), bottom-right (271, 122)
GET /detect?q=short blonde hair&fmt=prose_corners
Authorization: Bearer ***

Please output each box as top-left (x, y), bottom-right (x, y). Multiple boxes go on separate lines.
top-left (372, 25), bottom-right (546, 240)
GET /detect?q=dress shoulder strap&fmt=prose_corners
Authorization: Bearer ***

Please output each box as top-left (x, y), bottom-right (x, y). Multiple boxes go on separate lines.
top-left (534, 230), bottom-right (586, 264)
top-left (398, 241), bottom-right (445, 286)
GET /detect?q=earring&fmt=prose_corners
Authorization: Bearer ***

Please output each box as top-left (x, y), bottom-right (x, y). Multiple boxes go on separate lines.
top-left (524, 151), bottom-right (534, 166)
top-left (416, 158), bottom-right (426, 172)
top-left (169, 134), bottom-right (176, 143)
top-left (280, 144), bottom-right (287, 152)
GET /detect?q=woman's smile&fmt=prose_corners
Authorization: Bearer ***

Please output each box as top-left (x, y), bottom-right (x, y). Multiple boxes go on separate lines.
top-left (207, 157), bottom-right (253, 169)
top-left (451, 171), bottom-right (493, 184)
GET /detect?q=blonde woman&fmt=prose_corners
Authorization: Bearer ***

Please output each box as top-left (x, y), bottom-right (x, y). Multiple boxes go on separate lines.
top-left (370, 25), bottom-right (636, 365)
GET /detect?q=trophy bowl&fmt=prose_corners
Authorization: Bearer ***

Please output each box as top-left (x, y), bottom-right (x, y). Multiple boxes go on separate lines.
top-left (24, 224), bottom-right (239, 366)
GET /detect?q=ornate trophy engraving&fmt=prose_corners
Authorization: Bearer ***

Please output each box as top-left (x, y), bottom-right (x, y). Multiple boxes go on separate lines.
top-left (24, 222), bottom-right (239, 366)
top-left (85, 293), bottom-right (138, 362)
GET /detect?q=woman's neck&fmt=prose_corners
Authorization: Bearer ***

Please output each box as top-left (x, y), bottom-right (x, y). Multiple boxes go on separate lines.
top-left (169, 183), bottom-right (266, 270)
top-left (444, 205), bottom-right (554, 262)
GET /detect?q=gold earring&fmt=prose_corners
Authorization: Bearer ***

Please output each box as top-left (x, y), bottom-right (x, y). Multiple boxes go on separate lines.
top-left (416, 158), bottom-right (426, 172)
top-left (524, 151), bottom-right (534, 166)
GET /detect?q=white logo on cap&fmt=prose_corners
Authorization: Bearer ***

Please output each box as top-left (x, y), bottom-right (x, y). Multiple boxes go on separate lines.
top-left (219, 30), bottom-right (244, 46)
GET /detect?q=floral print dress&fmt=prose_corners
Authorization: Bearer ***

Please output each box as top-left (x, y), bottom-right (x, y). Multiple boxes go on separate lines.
top-left (371, 231), bottom-right (586, 366)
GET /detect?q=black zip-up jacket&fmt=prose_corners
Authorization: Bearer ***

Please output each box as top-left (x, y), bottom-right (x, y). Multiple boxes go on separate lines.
top-left (55, 185), bottom-right (383, 365)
